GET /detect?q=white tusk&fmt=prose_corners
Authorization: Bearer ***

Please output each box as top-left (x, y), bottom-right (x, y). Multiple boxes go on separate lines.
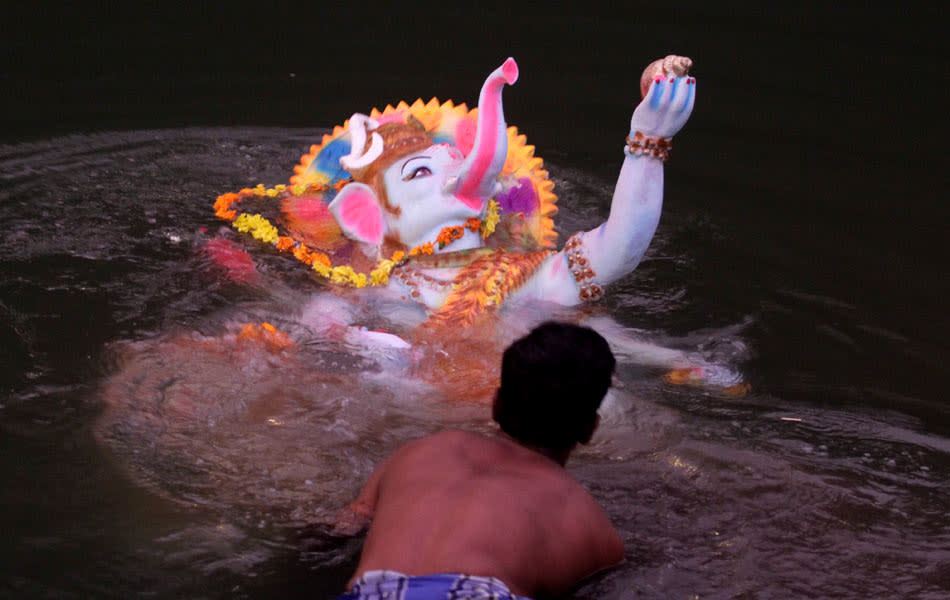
top-left (340, 114), bottom-right (383, 170)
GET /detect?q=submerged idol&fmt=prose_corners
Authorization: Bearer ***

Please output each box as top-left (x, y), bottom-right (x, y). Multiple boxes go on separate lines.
top-left (216, 59), bottom-right (696, 320)
top-left (205, 55), bottom-right (743, 397)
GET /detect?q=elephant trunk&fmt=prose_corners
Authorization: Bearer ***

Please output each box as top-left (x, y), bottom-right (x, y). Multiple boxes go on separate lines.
top-left (450, 57), bottom-right (518, 207)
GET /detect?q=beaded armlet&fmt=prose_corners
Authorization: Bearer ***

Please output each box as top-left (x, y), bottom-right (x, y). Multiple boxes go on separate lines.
top-left (624, 130), bottom-right (672, 162)
top-left (564, 233), bottom-right (604, 302)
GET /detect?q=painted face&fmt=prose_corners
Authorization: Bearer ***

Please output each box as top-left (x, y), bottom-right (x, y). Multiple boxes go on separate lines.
top-left (380, 144), bottom-right (483, 246)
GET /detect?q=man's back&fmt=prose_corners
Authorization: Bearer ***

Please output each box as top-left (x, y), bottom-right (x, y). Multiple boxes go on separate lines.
top-left (349, 429), bottom-right (624, 598)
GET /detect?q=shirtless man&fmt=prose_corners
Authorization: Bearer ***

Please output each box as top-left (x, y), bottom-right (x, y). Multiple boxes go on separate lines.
top-left (336, 321), bottom-right (624, 600)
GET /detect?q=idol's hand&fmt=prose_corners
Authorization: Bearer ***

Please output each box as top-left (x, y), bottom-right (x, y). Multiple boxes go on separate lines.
top-left (630, 73), bottom-right (696, 139)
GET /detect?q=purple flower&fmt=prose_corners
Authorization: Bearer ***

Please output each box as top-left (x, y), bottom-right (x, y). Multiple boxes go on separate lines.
top-left (497, 177), bottom-right (537, 215)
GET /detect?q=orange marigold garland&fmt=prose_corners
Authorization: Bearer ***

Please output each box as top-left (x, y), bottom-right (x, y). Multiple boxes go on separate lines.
top-left (214, 183), bottom-right (500, 288)
top-left (424, 249), bottom-right (554, 329)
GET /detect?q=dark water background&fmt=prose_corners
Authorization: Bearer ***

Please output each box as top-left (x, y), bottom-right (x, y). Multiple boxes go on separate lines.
top-left (2, 4), bottom-right (948, 599)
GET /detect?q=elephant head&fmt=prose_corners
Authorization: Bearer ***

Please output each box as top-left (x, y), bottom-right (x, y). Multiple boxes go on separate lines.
top-left (327, 58), bottom-right (519, 251)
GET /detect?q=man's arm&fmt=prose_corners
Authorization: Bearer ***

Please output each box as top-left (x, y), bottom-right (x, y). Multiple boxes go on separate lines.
top-left (577, 492), bottom-right (626, 573)
top-left (331, 454), bottom-right (391, 536)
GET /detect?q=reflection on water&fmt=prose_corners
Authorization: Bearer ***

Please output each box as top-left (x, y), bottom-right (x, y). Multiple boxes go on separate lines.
top-left (1, 129), bottom-right (948, 598)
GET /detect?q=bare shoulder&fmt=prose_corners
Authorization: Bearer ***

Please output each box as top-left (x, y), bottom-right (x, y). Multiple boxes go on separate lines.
top-left (398, 429), bottom-right (488, 453)
top-left (387, 429), bottom-right (495, 466)
top-left (421, 429), bottom-right (487, 445)
top-left (560, 479), bottom-right (626, 567)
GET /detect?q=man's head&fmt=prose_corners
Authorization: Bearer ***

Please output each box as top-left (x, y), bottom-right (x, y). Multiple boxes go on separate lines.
top-left (493, 321), bottom-right (616, 454)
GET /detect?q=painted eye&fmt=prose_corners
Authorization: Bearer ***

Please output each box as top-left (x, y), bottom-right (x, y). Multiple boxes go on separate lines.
top-left (403, 166), bottom-right (432, 181)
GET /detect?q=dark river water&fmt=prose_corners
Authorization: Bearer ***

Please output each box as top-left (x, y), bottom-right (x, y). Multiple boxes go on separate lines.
top-left (2, 5), bottom-right (947, 600)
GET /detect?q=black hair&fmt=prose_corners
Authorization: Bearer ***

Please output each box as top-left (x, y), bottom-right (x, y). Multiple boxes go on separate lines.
top-left (493, 321), bottom-right (615, 452)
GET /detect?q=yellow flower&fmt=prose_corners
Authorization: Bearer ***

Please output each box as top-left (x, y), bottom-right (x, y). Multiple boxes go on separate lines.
top-left (330, 266), bottom-right (356, 285)
top-left (233, 213), bottom-right (279, 244)
top-left (482, 199), bottom-right (500, 239)
top-left (370, 259), bottom-right (395, 285)
top-left (291, 183), bottom-right (307, 196)
top-left (265, 188), bottom-right (279, 198)
top-left (312, 261), bottom-right (331, 277)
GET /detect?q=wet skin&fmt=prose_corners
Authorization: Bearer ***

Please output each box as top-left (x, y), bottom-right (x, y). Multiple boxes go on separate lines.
top-left (340, 429), bottom-right (624, 598)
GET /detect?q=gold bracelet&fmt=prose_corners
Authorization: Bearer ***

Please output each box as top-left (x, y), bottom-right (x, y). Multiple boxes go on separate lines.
top-left (564, 233), bottom-right (604, 302)
top-left (624, 131), bottom-right (672, 162)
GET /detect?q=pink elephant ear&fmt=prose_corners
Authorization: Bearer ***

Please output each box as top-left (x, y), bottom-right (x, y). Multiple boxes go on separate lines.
top-left (327, 183), bottom-right (385, 246)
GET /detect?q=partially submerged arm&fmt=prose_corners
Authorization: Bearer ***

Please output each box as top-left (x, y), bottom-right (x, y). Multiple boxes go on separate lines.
top-left (331, 454), bottom-right (391, 537)
top-left (300, 293), bottom-right (412, 365)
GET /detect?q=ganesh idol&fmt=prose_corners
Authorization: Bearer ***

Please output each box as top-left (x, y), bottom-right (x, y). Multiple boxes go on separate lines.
top-left (209, 55), bottom-right (740, 395)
